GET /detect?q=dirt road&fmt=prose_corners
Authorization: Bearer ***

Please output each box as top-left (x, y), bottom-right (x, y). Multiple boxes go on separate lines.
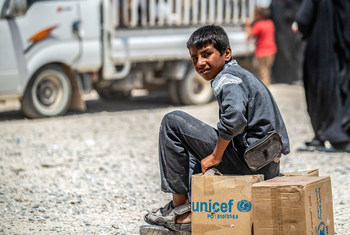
top-left (0, 84), bottom-right (349, 234)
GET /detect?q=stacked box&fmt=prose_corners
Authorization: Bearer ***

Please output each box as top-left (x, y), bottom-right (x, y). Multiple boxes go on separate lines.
top-left (191, 174), bottom-right (264, 235)
top-left (282, 169), bottom-right (319, 177)
top-left (252, 176), bottom-right (334, 235)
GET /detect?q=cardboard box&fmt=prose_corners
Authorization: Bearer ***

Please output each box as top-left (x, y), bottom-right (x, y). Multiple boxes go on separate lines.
top-left (282, 169), bottom-right (319, 177)
top-left (252, 176), bottom-right (334, 235)
top-left (191, 174), bottom-right (264, 235)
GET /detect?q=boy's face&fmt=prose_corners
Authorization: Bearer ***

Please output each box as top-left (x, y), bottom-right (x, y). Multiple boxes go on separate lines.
top-left (189, 44), bottom-right (232, 81)
top-left (254, 11), bottom-right (262, 21)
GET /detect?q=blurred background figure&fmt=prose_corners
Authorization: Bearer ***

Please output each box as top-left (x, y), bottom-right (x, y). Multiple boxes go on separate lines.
top-left (245, 7), bottom-right (277, 87)
top-left (269, 0), bottom-right (305, 84)
top-left (294, 0), bottom-right (350, 151)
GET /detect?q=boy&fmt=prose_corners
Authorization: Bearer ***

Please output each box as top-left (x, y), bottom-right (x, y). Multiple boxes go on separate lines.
top-left (144, 25), bottom-right (289, 232)
top-left (245, 7), bottom-right (277, 86)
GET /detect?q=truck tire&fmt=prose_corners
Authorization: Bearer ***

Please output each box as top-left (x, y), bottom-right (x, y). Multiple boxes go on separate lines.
top-left (21, 64), bottom-right (72, 118)
top-left (178, 69), bottom-right (214, 105)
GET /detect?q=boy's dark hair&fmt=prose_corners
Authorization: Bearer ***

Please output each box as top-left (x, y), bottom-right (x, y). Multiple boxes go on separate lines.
top-left (186, 25), bottom-right (230, 55)
top-left (255, 7), bottom-right (270, 20)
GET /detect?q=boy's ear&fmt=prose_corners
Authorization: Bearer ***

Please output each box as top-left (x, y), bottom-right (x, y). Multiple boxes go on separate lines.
top-left (224, 47), bottom-right (232, 62)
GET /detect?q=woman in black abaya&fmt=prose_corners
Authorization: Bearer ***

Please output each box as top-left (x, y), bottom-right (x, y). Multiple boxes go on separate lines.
top-left (295, 0), bottom-right (350, 151)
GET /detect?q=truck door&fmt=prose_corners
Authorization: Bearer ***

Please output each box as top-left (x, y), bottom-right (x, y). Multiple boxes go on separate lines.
top-left (0, 0), bottom-right (82, 99)
top-left (0, 0), bottom-right (26, 97)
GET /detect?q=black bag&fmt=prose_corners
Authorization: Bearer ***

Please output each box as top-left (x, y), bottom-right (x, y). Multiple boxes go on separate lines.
top-left (244, 131), bottom-right (283, 171)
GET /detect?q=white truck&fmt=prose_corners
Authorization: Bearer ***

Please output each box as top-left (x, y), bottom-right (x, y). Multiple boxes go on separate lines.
top-left (0, 0), bottom-right (255, 118)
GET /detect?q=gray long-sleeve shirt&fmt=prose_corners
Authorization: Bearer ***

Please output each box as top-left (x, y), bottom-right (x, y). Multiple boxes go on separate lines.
top-left (211, 60), bottom-right (290, 155)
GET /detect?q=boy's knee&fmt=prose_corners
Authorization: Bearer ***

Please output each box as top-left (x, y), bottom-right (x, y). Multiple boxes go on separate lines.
top-left (163, 110), bottom-right (186, 123)
top-left (161, 110), bottom-right (188, 130)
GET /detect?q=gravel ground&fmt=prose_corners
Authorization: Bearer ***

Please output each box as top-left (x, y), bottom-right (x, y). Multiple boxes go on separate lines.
top-left (0, 84), bottom-right (349, 234)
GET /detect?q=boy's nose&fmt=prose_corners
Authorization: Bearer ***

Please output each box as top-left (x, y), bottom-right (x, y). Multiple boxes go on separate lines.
top-left (197, 56), bottom-right (205, 67)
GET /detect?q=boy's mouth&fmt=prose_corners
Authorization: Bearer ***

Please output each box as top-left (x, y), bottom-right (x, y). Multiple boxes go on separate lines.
top-left (199, 68), bottom-right (210, 75)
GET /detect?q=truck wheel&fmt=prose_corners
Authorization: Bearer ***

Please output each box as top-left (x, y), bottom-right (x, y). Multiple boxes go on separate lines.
top-left (178, 69), bottom-right (214, 105)
top-left (21, 65), bottom-right (72, 118)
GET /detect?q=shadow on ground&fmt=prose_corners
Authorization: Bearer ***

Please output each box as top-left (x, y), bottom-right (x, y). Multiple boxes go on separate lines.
top-left (0, 90), bottom-right (176, 121)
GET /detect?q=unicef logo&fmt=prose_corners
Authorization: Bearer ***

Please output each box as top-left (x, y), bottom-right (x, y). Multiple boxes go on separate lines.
top-left (237, 200), bottom-right (251, 212)
top-left (316, 222), bottom-right (328, 235)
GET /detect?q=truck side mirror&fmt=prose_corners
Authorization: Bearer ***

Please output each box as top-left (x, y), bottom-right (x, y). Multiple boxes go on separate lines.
top-left (4, 0), bottom-right (27, 18)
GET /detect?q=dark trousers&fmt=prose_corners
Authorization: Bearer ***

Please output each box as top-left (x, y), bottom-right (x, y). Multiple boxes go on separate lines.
top-left (159, 110), bottom-right (279, 195)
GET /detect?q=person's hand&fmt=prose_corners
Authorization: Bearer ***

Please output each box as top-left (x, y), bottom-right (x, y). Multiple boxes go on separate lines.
top-left (244, 19), bottom-right (253, 40)
top-left (291, 21), bottom-right (299, 33)
top-left (201, 154), bottom-right (221, 174)
top-left (273, 155), bottom-right (281, 163)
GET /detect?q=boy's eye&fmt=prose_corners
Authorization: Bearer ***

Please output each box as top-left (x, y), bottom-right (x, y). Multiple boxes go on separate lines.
top-left (203, 52), bottom-right (212, 57)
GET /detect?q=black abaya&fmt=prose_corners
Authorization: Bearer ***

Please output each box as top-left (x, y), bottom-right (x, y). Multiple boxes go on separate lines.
top-left (270, 0), bottom-right (305, 84)
top-left (296, 0), bottom-right (350, 149)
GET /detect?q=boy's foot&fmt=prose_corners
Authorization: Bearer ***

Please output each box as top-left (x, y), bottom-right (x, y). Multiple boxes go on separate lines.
top-left (175, 211), bottom-right (191, 224)
top-left (144, 201), bottom-right (191, 232)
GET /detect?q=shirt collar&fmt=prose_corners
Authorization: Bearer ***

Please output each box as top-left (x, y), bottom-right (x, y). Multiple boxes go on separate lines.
top-left (223, 59), bottom-right (237, 70)
top-left (212, 59), bottom-right (237, 83)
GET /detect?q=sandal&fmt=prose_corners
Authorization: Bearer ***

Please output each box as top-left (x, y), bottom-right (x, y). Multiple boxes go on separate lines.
top-left (144, 201), bottom-right (191, 232)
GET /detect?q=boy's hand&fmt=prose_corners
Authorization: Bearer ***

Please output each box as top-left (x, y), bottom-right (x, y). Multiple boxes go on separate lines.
top-left (273, 155), bottom-right (281, 163)
top-left (202, 136), bottom-right (230, 174)
top-left (201, 154), bottom-right (221, 174)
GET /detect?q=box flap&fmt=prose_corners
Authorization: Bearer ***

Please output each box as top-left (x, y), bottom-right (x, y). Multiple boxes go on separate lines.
top-left (252, 176), bottom-right (330, 187)
top-left (282, 169), bottom-right (319, 177)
